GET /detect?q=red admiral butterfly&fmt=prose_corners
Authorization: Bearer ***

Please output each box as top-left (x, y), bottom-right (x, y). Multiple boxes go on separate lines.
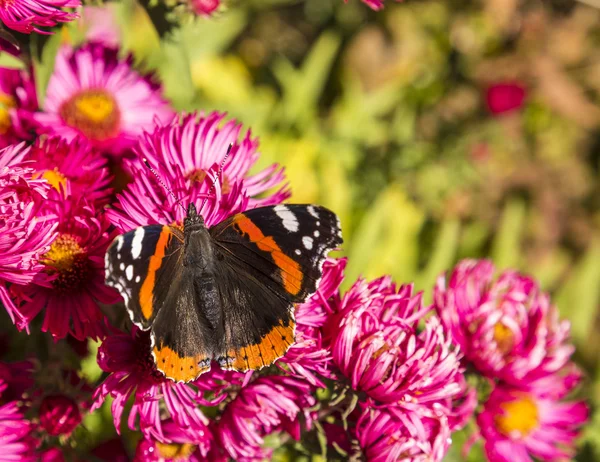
top-left (105, 197), bottom-right (342, 382)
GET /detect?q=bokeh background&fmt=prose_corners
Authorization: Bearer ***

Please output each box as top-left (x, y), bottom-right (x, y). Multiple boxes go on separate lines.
top-left (14, 0), bottom-right (600, 459)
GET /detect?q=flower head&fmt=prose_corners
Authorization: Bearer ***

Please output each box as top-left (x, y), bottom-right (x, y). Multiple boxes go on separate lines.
top-left (34, 42), bottom-right (172, 154)
top-left (12, 194), bottom-right (118, 340)
top-left (135, 419), bottom-right (212, 461)
top-left (39, 394), bottom-right (82, 436)
top-left (0, 144), bottom-right (57, 321)
top-left (0, 0), bottom-right (79, 34)
top-left (478, 378), bottom-right (587, 462)
top-left (0, 51), bottom-right (38, 148)
top-left (108, 112), bottom-right (288, 232)
top-left (434, 259), bottom-right (574, 385)
top-left (92, 327), bottom-right (243, 443)
top-left (28, 136), bottom-right (112, 205)
top-left (217, 375), bottom-right (316, 462)
top-left (486, 82), bottom-right (526, 115)
top-left (328, 277), bottom-right (473, 423)
top-left (190, 0), bottom-right (220, 16)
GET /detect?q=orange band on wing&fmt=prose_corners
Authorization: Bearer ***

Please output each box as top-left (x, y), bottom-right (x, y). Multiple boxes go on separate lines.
top-left (232, 215), bottom-right (303, 296)
top-left (227, 320), bottom-right (295, 371)
top-left (153, 344), bottom-right (210, 382)
top-left (139, 227), bottom-right (172, 320)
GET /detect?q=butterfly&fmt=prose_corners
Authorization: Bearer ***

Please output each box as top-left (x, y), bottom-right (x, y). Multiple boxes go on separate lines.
top-left (104, 202), bottom-right (342, 382)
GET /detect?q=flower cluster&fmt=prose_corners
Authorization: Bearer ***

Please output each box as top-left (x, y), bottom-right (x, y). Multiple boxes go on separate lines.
top-left (0, 5), bottom-right (589, 461)
top-left (434, 259), bottom-right (588, 461)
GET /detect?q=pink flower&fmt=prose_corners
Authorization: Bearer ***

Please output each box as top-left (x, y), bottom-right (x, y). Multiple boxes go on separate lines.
top-left (217, 375), bottom-right (316, 462)
top-left (34, 42), bottom-right (172, 155)
top-left (28, 136), bottom-right (112, 206)
top-left (190, 0), bottom-right (220, 16)
top-left (434, 259), bottom-right (574, 385)
top-left (328, 277), bottom-right (474, 426)
top-left (485, 82), bottom-right (526, 115)
top-left (0, 0), bottom-right (79, 34)
top-left (279, 258), bottom-right (346, 387)
top-left (0, 50), bottom-right (38, 148)
top-left (134, 419), bottom-right (212, 461)
top-left (40, 448), bottom-right (65, 462)
top-left (355, 406), bottom-right (452, 462)
top-left (478, 379), bottom-right (588, 462)
top-left (39, 394), bottom-right (82, 436)
top-left (13, 194), bottom-right (119, 340)
top-left (0, 361), bottom-right (36, 461)
top-left (109, 112), bottom-right (288, 231)
top-left (92, 327), bottom-right (243, 444)
top-left (344, 0), bottom-right (401, 11)
top-left (81, 6), bottom-right (121, 47)
top-left (0, 144), bottom-right (57, 321)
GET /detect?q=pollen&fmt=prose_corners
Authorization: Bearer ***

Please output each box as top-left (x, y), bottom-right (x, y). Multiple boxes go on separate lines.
top-left (59, 89), bottom-right (120, 141)
top-left (495, 394), bottom-right (539, 438)
top-left (186, 168), bottom-right (231, 194)
top-left (36, 169), bottom-right (67, 191)
top-left (155, 442), bottom-right (197, 460)
top-left (493, 322), bottom-right (514, 355)
top-left (0, 92), bottom-right (16, 135)
top-left (42, 234), bottom-right (90, 294)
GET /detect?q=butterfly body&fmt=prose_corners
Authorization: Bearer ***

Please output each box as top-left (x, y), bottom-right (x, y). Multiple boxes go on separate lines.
top-left (105, 203), bottom-right (342, 382)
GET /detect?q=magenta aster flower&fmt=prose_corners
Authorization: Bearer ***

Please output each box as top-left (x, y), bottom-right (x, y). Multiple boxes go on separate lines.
top-left (0, 401), bottom-right (36, 461)
top-left (434, 259), bottom-right (574, 385)
top-left (355, 406), bottom-right (452, 462)
top-left (477, 378), bottom-right (588, 462)
top-left (279, 258), bottom-right (346, 387)
top-left (486, 82), bottom-right (526, 115)
top-left (28, 136), bottom-right (112, 205)
top-left (344, 0), bottom-right (401, 11)
top-left (327, 277), bottom-right (474, 426)
top-left (189, 0), bottom-right (220, 16)
top-left (0, 144), bottom-right (57, 322)
top-left (12, 194), bottom-right (118, 340)
top-left (0, 49), bottom-right (38, 148)
top-left (39, 394), bottom-right (82, 436)
top-left (0, 0), bottom-right (79, 34)
top-left (135, 419), bottom-right (213, 462)
top-left (34, 42), bottom-right (172, 155)
top-left (92, 327), bottom-right (234, 444)
top-left (217, 375), bottom-right (316, 462)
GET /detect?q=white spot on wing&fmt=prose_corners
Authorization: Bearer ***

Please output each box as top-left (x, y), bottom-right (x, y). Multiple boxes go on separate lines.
top-left (295, 249), bottom-right (301, 255)
top-left (274, 205), bottom-right (299, 232)
top-left (131, 227), bottom-right (145, 259)
top-left (120, 263), bottom-right (125, 271)
top-left (116, 236), bottom-right (124, 251)
top-left (314, 230), bottom-right (320, 237)
top-left (303, 236), bottom-right (313, 250)
top-left (307, 206), bottom-right (319, 218)
top-left (126, 265), bottom-right (134, 281)
top-left (135, 275), bottom-right (141, 283)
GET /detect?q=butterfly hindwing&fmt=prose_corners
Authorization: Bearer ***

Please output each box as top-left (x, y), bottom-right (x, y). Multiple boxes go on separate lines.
top-left (209, 204), bottom-right (342, 371)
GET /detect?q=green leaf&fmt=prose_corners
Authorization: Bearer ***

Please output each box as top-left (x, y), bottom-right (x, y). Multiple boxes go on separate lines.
top-left (30, 32), bottom-right (62, 107)
top-left (0, 52), bottom-right (24, 70)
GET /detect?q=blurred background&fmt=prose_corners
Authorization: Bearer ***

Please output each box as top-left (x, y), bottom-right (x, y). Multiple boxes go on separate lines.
top-left (34, 0), bottom-right (600, 459)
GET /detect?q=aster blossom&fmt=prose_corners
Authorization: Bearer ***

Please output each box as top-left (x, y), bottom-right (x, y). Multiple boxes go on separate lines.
top-left (111, 112), bottom-right (288, 231)
top-left (0, 0), bottom-right (79, 34)
top-left (216, 375), bottom-right (316, 462)
top-left (12, 193), bottom-right (118, 340)
top-left (477, 374), bottom-right (588, 462)
top-left (92, 326), bottom-right (246, 444)
top-left (0, 144), bottom-right (57, 321)
top-left (34, 42), bottom-right (172, 154)
top-left (27, 136), bottom-right (112, 206)
top-left (434, 259), bottom-right (574, 385)
top-left (0, 44), bottom-right (38, 148)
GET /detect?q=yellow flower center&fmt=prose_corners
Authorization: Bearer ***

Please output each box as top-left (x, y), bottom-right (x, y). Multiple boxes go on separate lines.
top-left (495, 394), bottom-right (539, 438)
top-left (493, 322), bottom-right (514, 354)
top-left (186, 168), bottom-right (231, 194)
top-left (37, 169), bottom-right (67, 191)
top-left (0, 92), bottom-right (16, 135)
top-left (155, 442), bottom-right (196, 460)
top-left (42, 234), bottom-right (90, 294)
top-left (59, 89), bottom-right (120, 141)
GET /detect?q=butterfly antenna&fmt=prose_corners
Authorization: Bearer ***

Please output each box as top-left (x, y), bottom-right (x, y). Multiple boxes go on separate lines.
top-left (199, 143), bottom-right (233, 216)
top-left (142, 158), bottom-right (187, 214)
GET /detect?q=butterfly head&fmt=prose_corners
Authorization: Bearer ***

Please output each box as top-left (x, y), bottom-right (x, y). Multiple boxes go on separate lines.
top-left (184, 203), bottom-right (205, 230)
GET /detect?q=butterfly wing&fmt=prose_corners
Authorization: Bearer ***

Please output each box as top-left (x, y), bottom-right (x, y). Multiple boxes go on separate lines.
top-left (105, 224), bottom-right (213, 382)
top-left (209, 204), bottom-right (343, 371)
